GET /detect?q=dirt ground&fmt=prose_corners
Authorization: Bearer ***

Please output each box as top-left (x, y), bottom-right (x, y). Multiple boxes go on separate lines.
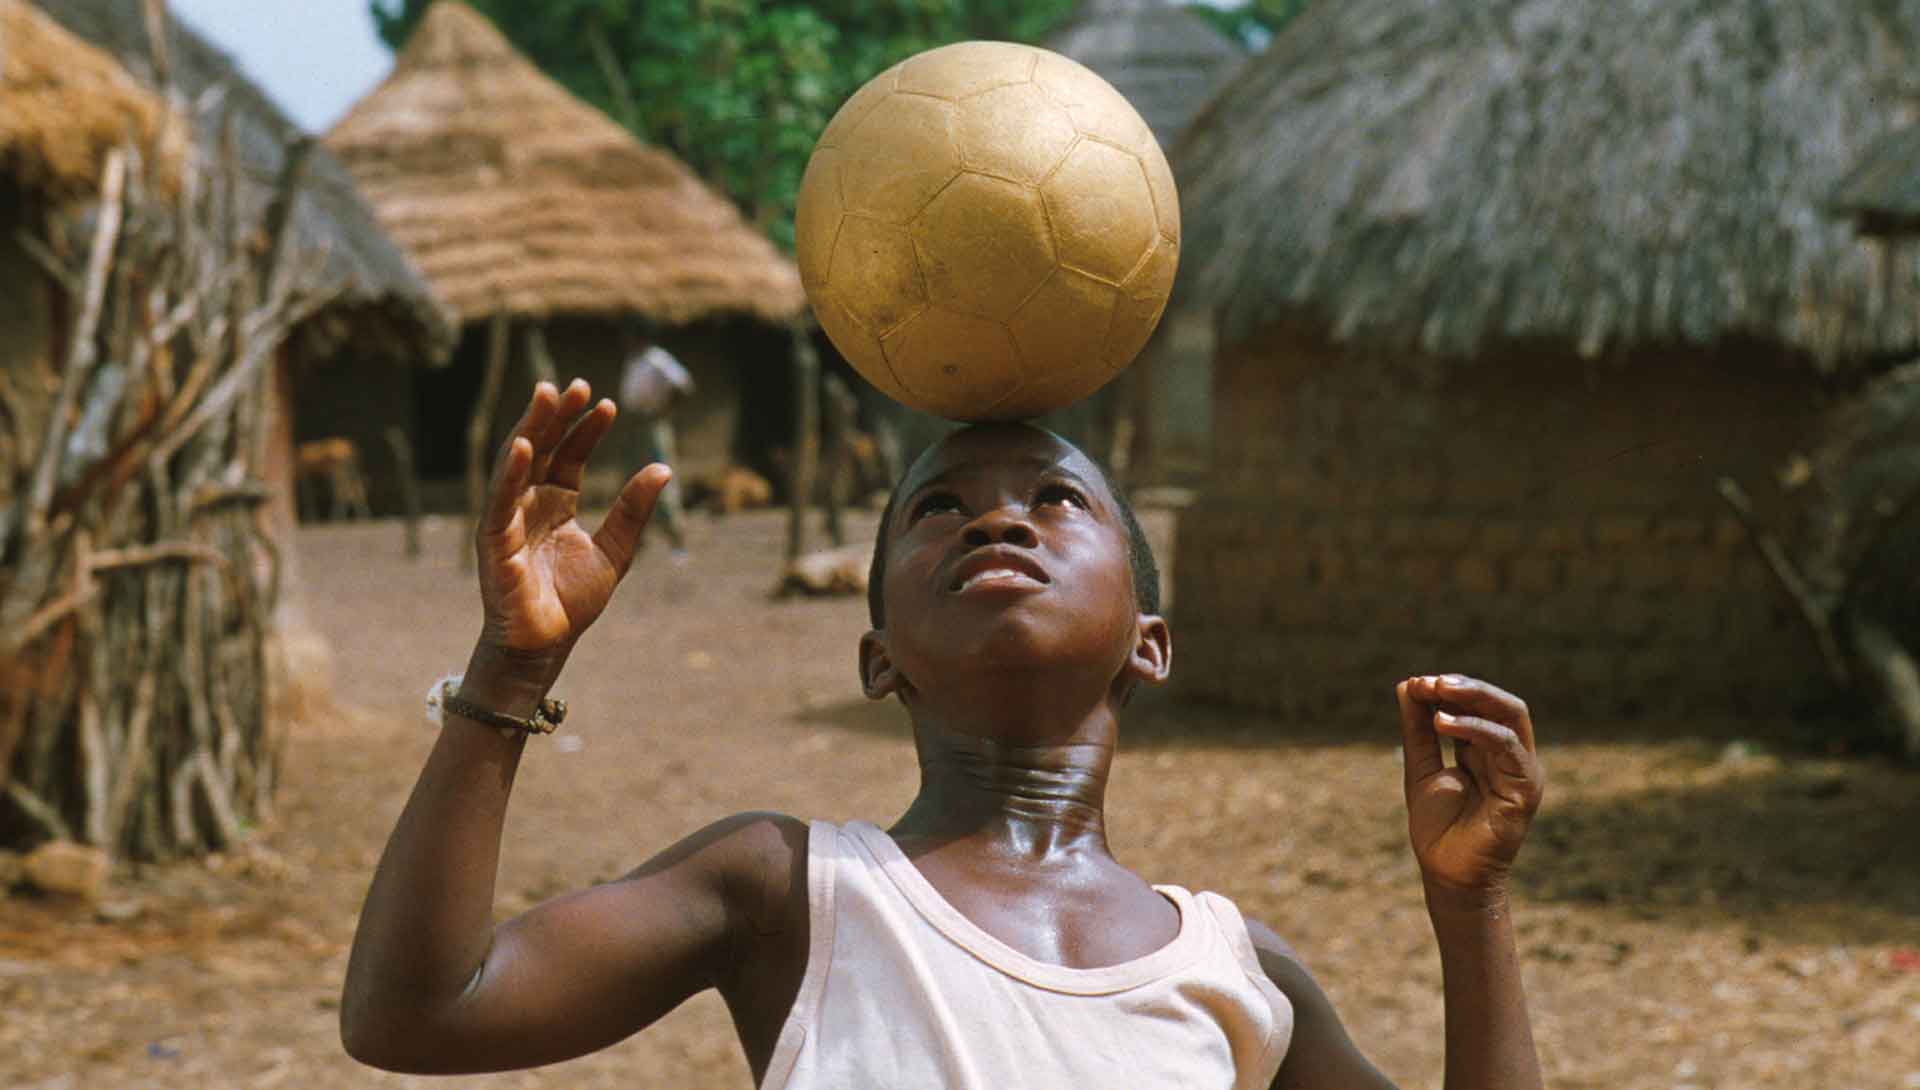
top-left (3, 507), bottom-right (1919, 1090)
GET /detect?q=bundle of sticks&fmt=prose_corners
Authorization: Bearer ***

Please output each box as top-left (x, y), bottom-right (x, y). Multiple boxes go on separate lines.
top-left (0, 127), bottom-right (331, 859)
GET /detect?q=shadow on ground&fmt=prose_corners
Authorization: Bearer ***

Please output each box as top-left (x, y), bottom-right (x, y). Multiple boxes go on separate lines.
top-left (1517, 756), bottom-right (1920, 944)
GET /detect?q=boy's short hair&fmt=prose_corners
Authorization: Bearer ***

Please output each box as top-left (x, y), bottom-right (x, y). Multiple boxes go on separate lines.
top-left (865, 437), bottom-right (1162, 628)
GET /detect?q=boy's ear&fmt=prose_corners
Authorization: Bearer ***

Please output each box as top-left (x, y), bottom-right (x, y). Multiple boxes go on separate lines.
top-left (1124, 613), bottom-right (1172, 688)
top-left (859, 630), bottom-right (906, 701)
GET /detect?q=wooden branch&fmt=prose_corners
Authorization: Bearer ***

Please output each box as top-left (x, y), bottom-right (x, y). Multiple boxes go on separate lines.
top-left (3, 534), bottom-right (99, 656)
top-left (585, 19), bottom-right (641, 131)
top-left (258, 137), bottom-right (315, 305)
top-left (386, 426), bottom-right (422, 559)
top-left (142, 0), bottom-right (172, 95)
top-left (77, 681), bottom-right (110, 847)
top-left (525, 323), bottom-right (557, 386)
top-left (5, 781), bottom-right (73, 842)
top-left (192, 750), bottom-right (243, 847)
top-left (25, 150), bottom-right (128, 539)
top-left (12, 228), bottom-right (80, 298)
top-left (1716, 476), bottom-right (1852, 688)
top-left (464, 311), bottom-right (513, 565)
top-left (1833, 473), bottom-right (1920, 623)
top-left (90, 541), bottom-right (227, 572)
top-left (1851, 618), bottom-right (1920, 760)
top-left (150, 305), bottom-right (311, 464)
top-left (104, 666), bottom-right (158, 845)
top-left (787, 323), bottom-right (820, 561)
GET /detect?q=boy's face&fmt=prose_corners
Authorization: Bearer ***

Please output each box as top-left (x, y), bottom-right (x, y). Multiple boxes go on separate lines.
top-left (865, 425), bottom-right (1164, 710)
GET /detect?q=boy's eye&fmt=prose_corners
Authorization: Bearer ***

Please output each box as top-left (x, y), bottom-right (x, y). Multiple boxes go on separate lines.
top-left (1035, 482), bottom-right (1086, 509)
top-left (910, 492), bottom-right (962, 521)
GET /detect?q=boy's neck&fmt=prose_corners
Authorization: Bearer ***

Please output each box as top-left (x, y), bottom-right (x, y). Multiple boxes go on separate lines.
top-left (891, 717), bottom-right (1116, 861)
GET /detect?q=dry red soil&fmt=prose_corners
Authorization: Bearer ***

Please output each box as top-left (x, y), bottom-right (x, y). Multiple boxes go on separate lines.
top-left (3, 509), bottom-right (1917, 1090)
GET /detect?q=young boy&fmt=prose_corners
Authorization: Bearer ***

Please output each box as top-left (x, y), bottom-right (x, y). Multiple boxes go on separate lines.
top-left (342, 380), bottom-right (1548, 1089)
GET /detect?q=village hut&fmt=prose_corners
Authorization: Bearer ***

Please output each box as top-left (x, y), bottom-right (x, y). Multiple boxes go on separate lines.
top-left (1042, 0), bottom-right (1245, 482)
top-left (0, 1), bottom-right (447, 855)
top-left (1170, 0), bottom-right (1920, 720)
top-left (28, 0), bottom-right (453, 520)
top-left (325, 0), bottom-right (807, 507)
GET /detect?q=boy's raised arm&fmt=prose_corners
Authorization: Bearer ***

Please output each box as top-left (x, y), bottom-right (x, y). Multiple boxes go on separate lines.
top-left (1256, 674), bottom-right (1546, 1090)
top-left (338, 381), bottom-right (796, 1074)
top-left (1397, 674), bottom-right (1545, 1090)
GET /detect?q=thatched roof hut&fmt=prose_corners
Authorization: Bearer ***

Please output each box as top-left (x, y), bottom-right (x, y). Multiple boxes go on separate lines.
top-left (324, 0), bottom-right (805, 327)
top-left (1831, 125), bottom-right (1920, 238)
top-left (30, 0), bottom-right (452, 358)
top-left (1045, 0), bottom-right (1246, 154)
top-left (0, 0), bottom-right (183, 204)
top-left (1169, 0), bottom-right (1920, 723)
top-left (1177, 0), bottom-right (1920, 368)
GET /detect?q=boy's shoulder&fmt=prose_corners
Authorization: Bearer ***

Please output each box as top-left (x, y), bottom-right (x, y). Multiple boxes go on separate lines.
top-left (688, 810), bottom-right (810, 877)
top-left (645, 811), bottom-right (811, 944)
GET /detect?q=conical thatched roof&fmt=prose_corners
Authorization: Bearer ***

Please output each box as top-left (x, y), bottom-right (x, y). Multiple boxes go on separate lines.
top-left (31, 0), bottom-right (453, 360)
top-left (0, 0), bottom-right (182, 204)
top-left (1831, 125), bottom-right (1920, 237)
top-left (325, 1), bottom-right (805, 327)
top-left (1045, 0), bottom-right (1246, 154)
top-left (1178, 0), bottom-right (1920, 368)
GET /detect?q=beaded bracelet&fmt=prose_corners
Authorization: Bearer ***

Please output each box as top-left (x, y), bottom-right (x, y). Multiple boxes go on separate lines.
top-left (425, 674), bottom-right (566, 735)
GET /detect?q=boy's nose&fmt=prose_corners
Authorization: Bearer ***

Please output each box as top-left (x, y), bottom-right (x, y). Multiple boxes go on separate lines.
top-left (962, 506), bottom-right (1038, 549)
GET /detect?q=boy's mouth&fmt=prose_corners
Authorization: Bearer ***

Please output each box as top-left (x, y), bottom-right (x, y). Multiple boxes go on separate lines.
top-left (947, 550), bottom-right (1050, 593)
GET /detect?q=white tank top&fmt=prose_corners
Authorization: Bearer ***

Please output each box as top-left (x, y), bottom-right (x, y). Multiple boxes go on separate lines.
top-left (759, 821), bottom-right (1293, 1090)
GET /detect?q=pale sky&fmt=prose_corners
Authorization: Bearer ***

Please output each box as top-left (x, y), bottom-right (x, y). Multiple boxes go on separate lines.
top-left (164, 2), bottom-right (1253, 136)
top-left (167, 0), bottom-right (394, 134)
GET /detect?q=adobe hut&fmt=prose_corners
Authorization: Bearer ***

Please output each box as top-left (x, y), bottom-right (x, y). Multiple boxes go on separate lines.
top-left (31, 0), bottom-right (454, 521)
top-left (1172, 0), bottom-right (1920, 720)
top-left (1043, 0), bottom-right (1245, 482)
top-left (0, 1), bottom-right (444, 856)
top-left (325, 0), bottom-right (806, 507)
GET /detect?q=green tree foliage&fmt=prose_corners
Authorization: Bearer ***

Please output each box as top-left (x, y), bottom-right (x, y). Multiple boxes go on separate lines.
top-left (370, 0), bottom-right (1077, 250)
top-left (1185, 0), bottom-right (1308, 51)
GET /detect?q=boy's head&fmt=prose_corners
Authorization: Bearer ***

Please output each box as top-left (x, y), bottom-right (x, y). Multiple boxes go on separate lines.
top-left (866, 425), bottom-right (1161, 628)
top-left (859, 423), bottom-right (1169, 718)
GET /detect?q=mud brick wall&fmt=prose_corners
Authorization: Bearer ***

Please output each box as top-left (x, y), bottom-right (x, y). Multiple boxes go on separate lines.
top-left (1173, 323), bottom-right (1832, 720)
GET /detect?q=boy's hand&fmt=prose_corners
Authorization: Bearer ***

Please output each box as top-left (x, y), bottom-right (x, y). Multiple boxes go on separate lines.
top-left (475, 380), bottom-right (670, 662)
top-left (1396, 675), bottom-right (1545, 903)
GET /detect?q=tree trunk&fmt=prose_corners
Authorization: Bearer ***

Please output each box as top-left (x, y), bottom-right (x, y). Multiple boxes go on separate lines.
top-left (786, 324), bottom-right (820, 561)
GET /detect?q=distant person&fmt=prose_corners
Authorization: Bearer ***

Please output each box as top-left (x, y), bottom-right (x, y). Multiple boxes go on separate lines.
top-left (617, 334), bottom-right (694, 559)
top-left (342, 378), bottom-right (1549, 1090)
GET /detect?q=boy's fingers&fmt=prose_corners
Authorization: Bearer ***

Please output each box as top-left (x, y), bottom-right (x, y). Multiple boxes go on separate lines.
top-left (530, 380), bottom-right (593, 481)
top-left (500, 382), bottom-right (558, 463)
top-left (592, 464), bottom-right (672, 577)
top-left (1430, 675), bottom-right (1535, 752)
top-left (1397, 680), bottom-right (1445, 789)
top-left (483, 437), bottom-right (532, 537)
top-left (547, 400), bottom-right (617, 491)
top-left (1432, 712), bottom-right (1542, 809)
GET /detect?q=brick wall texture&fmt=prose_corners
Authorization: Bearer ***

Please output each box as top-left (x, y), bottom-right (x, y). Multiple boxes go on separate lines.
top-left (1173, 322), bottom-right (1832, 720)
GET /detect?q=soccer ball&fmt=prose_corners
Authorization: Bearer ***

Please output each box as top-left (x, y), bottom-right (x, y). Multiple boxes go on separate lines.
top-left (795, 40), bottom-right (1179, 422)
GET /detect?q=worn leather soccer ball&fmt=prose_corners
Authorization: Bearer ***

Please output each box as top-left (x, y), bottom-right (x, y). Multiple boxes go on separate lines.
top-left (795, 40), bottom-right (1179, 422)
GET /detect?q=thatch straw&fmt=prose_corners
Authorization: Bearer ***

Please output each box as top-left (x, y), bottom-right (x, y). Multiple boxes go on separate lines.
top-left (33, 0), bottom-right (453, 361)
top-left (325, 1), bottom-right (806, 327)
top-left (1176, 0), bottom-right (1920, 368)
top-left (1831, 125), bottom-right (1920, 237)
top-left (1045, 0), bottom-right (1246, 154)
top-left (0, 0), bottom-right (180, 204)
